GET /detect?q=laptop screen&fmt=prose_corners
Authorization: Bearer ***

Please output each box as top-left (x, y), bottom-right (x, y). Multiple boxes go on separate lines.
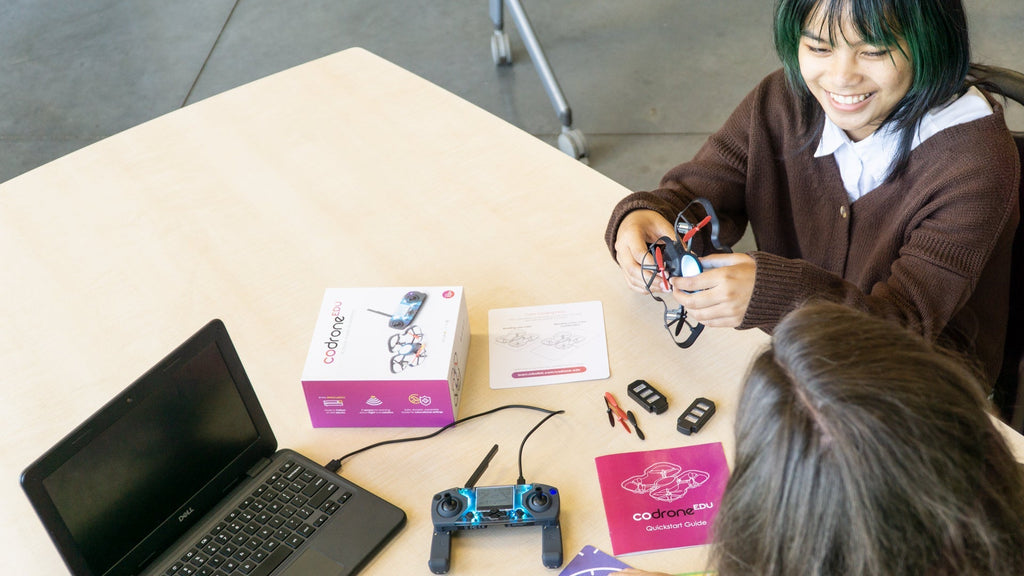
top-left (39, 340), bottom-right (260, 575)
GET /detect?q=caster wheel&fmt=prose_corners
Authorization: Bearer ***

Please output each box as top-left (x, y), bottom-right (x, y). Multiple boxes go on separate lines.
top-left (491, 31), bottom-right (512, 66)
top-left (557, 128), bottom-right (588, 163)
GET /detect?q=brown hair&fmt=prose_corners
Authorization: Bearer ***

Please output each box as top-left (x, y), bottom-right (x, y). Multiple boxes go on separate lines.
top-left (711, 301), bottom-right (1024, 575)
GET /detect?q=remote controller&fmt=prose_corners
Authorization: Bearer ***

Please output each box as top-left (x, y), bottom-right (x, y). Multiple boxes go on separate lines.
top-left (428, 483), bottom-right (562, 573)
top-left (389, 290), bottom-right (426, 328)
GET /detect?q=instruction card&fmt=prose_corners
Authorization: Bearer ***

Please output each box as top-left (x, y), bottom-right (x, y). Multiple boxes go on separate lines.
top-left (488, 300), bottom-right (610, 389)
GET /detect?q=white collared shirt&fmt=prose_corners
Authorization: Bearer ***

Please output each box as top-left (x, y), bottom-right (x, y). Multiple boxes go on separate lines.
top-left (815, 86), bottom-right (993, 202)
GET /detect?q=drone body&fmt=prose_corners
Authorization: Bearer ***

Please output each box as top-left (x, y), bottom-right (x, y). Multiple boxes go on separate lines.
top-left (640, 198), bottom-right (730, 348)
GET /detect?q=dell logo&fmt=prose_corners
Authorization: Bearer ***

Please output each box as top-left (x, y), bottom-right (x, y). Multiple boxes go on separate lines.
top-left (178, 507), bottom-right (195, 522)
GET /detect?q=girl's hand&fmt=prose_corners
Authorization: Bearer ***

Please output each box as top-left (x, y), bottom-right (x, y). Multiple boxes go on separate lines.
top-left (613, 210), bottom-right (677, 293)
top-left (670, 252), bottom-right (756, 327)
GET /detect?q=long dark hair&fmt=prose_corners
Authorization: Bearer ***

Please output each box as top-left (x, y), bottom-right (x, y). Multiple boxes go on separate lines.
top-left (773, 0), bottom-right (971, 181)
top-left (711, 301), bottom-right (1024, 575)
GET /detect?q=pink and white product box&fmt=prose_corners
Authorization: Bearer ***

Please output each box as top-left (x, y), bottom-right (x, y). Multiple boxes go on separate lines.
top-left (301, 286), bottom-right (469, 427)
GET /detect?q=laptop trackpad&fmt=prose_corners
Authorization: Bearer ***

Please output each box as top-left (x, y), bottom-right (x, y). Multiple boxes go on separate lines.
top-left (280, 548), bottom-right (346, 576)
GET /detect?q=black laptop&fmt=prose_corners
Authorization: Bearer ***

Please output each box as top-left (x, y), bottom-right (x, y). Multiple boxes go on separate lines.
top-left (21, 319), bottom-right (406, 576)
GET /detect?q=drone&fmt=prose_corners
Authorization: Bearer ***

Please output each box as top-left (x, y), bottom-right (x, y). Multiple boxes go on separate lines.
top-left (640, 198), bottom-right (730, 348)
top-left (388, 325), bottom-right (427, 373)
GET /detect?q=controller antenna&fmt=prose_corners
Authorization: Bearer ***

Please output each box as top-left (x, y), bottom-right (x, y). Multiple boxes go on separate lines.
top-left (465, 444), bottom-right (499, 488)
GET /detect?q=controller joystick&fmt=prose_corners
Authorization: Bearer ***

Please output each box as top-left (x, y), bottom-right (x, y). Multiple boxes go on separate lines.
top-left (526, 488), bottom-right (551, 512)
top-left (436, 493), bottom-right (461, 518)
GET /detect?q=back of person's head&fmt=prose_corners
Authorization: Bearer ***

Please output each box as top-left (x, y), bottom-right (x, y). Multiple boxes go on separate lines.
top-left (772, 0), bottom-right (971, 178)
top-left (711, 301), bottom-right (1024, 576)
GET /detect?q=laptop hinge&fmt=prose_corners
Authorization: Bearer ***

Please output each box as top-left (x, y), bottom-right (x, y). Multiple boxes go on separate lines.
top-left (246, 457), bottom-right (273, 478)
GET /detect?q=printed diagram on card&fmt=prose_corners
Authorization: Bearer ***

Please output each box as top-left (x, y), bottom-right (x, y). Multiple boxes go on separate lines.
top-left (488, 301), bottom-right (609, 389)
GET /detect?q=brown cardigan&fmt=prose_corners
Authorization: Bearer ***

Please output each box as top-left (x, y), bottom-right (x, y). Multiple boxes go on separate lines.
top-left (606, 69), bottom-right (1021, 383)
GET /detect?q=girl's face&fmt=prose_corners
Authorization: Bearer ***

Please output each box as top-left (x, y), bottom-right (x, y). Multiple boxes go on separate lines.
top-left (798, 10), bottom-right (912, 142)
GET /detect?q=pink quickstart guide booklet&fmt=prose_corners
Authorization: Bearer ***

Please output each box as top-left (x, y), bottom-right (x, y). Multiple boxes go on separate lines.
top-left (594, 442), bottom-right (729, 555)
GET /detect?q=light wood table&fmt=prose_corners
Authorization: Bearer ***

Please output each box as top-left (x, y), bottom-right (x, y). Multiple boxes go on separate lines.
top-left (1, 47), bottom-right (1020, 576)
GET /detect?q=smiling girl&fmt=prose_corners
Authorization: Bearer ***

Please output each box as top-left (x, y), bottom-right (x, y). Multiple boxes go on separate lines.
top-left (606, 0), bottom-right (1020, 385)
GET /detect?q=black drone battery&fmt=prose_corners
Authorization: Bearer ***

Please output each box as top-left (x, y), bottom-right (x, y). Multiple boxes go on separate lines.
top-left (627, 379), bottom-right (669, 414)
top-left (677, 397), bottom-right (715, 435)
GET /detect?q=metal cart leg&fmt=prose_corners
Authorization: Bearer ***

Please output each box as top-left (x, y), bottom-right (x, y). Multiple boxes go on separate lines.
top-left (489, 0), bottom-right (589, 161)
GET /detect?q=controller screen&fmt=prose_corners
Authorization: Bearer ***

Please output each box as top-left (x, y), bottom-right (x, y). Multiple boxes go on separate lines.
top-left (476, 486), bottom-right (514, 510)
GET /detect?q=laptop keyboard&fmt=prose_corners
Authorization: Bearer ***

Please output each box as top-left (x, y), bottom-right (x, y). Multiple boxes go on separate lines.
top-left (165, 459), bottom-right (352, 576)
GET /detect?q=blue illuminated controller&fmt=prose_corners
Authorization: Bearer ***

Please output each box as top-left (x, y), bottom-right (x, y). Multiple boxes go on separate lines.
top-left (428, 483), bottom-right (562, 573)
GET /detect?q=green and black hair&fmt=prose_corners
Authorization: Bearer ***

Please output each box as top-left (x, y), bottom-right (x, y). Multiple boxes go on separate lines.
top-left (773, 0), bottom-right (971, 181)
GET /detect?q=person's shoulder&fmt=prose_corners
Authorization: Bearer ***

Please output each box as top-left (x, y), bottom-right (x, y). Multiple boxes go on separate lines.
top-left (743, 68), bottom-right (796, 106)
top-left (759, 68), bottom-right (789, 89)
top-left (928, 106), bottom-right (1016, 164)
top-left (733, 69), bottom-right (806, 136)
top-left (744, 68), bottom-right (789, 96)
top-left (913, 109), bottom-right (1018, 200)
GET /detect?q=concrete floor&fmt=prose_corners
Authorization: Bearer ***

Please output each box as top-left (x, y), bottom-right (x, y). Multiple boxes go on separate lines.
top-left (1, 0), bottom-right (1022, 194)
